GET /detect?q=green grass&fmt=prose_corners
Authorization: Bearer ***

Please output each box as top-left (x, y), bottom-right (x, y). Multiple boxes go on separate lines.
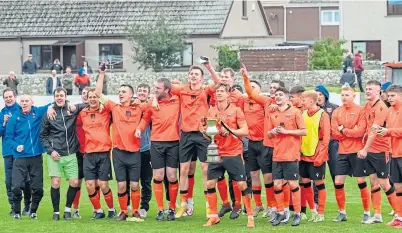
top-left (0, 149), bottom-right (398, 232)
top-left (305, 86), bottom-right (362, 94)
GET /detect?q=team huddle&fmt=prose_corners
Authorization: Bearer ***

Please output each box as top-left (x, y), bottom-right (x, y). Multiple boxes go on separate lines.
top-left (1, 59), bottom-right (402, 229)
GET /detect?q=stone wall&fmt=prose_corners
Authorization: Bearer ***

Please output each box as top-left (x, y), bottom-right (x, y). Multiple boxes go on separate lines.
top-left (0, 69), bottom-right (384, 95)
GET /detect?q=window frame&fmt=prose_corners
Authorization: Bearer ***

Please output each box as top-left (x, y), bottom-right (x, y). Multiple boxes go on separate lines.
top-left (242, 0), bottom-right (248, 18)
top-left (351, 40), bottom-right (382, 61)
top-left (98, 43), bottom-right (124, 69)
top-left (169, 43), bottom-right (194, 68)
top-left (320, 10), bottom-right (340, 26)
top-left (29, 45), bottom-right (53, 69)
top-left (387, 0), bottom-right (402, 15)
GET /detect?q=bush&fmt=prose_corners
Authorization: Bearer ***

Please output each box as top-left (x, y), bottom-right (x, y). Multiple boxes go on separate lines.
top-left (213, 45), bottom-right (240, 71)
top-left (309, 38), bottom-right (347, 70)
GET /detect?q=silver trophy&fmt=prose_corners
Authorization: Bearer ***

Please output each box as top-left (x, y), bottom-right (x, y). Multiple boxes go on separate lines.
top-left (202, 118), bottom-right (220, 163)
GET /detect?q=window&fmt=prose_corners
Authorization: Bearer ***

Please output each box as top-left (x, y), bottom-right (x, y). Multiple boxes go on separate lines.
top-left (30, 45), bottom-right (52, 69)
top-left (387, 0), bottom-right (402, 15)
top-left (171, 44), bottom-right (193, 67)
top-left (242, 0), bottom-right (247, 18)
top-left (351, 41), bottom-right (382, 60)
top-left (99, 44), bottom-right (123, 69)
top-left (320, 10), bottom-right (340, 25)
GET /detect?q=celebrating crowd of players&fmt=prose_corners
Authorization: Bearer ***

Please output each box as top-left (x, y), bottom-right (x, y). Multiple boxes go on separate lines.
top-left (1, 59), bottom-right (402, 229)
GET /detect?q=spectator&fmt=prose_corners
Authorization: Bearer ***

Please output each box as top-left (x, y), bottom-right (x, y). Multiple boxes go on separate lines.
top-left (74, 68), bottom-right (91, 95)
top-left (340, 67), bottom-right (356, 88)
top-left (62, 67), bottom-right (74, 95)
top-left (3, 71), bottom-right (20, 95)
top-left (353, 50), bottom-right (365, 92)
top-left (50, 59), bottom-right (64, 74)
top-left (343, 53), bottom-right (353, 73)
top-left (46, 70), bottom-right (62, 96)
top-left (381, 81), bottom-right (392, 107)
top-left (82, 61), bottom-right (93, 74)
top-left (22, 54), bottom-right (37, 74)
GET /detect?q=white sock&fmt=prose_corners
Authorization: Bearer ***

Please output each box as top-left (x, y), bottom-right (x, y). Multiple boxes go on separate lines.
top-left (109, 208), bottom-right (115, 212)
top-left (96, 209), bottom-right (103, 214)
top-left (54, 212), bottom-right (60, 215)
top-left (339, 210), bottom-right (346, 214)
top-left (75, 209), bottom-right (79, 212)
top-left (64, 207), bottom-right (71, 213)
top-left (284, 207), bottom-right (289, 212)
top-left (364, 211), bottom-right (370, 216)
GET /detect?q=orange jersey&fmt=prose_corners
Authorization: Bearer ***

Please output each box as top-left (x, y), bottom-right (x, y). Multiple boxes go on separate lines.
top-left (76, 117), bottom-right (85, 153)
top-left (331, 103), bottom-right (366, 154)
top-left (172, 85), bottom-right (211, 132)
top-left (243, 97), bottom-right (264, 141)
top-left (138, 95), bottom-right (180, 142)
top-left (249, 95), bottom-right (273, 147)
top-left (267, 105), bottom-right (306, 162)
top-left (301, 110), bottom-right (330, 164)
top-left (364, 99), bottom-right (391, 153)
top-left (209, 88), bottom-right (244, 108)
top-left (105, 100), bottom-right (146, 152)
top-left (208, 104), bottom-right (246, 156)
top-left (386, 103), bottom-right (402, 158)
top-left (77, 106), bottom-right (112, 153)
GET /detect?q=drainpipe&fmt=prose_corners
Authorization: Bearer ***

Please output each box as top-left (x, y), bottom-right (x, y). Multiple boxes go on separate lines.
top-left (19, 37), bottom-right (23, 73)
top-left (318, 6), bottom-right (322, 40)
top-left (284, 6), bottom-right (287, 42)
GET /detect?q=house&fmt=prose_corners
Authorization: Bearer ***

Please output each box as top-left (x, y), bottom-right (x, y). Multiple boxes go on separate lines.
top-left (0, 0), bottom-right (283, 74)
top-left (341, 0), bottom-right (402, 62)
top-left (262, 0), bottom-right (340, 44)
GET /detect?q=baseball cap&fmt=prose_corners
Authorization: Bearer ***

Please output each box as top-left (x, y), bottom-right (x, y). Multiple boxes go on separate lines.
top-left (28, 54), bottom-right (33, 57)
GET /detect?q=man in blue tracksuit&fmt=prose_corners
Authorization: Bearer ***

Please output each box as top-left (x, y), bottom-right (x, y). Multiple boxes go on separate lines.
top-left (0, 88), bottom-right (31, 216)
top-left (5, 94), bottom-right (52, 219)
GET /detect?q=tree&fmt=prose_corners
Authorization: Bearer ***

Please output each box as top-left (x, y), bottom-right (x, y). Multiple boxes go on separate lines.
top-left (308, 38), bottom-right (348, 70)
top-left (213, 45), bottom-right (241, 71)
top-left (127, 15), bottom-right (188, 72)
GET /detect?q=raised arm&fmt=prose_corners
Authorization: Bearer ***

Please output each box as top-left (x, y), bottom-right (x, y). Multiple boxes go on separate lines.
top-left (241, 70), bottom-right (271, 106)
top-left (202, 60), bottom-right (221, 86)
top-left (95, 70), bottom-right (105, 98)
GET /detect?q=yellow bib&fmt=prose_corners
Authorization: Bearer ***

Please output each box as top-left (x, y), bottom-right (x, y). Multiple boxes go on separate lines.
top-left (301, 109), bottom-right (324, 156)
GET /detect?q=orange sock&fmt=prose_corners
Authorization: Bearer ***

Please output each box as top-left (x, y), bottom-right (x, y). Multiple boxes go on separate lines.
top-left (242, 190), bottom-right (254, 216)
top-left (335, 183), bottom-right (346, 211)
top-left (217, 177), bottom-right (230, 205)
top-left (169, 180), bottom-right (179, 210)
top-left (304, 182), bottom-right (315, 210)
top-left (300, 183), bottom-right (307, 211)
top-left (371, 187), bottom-right (382, 214)
top-left (274, 188), bottom-right (284, 213)
top-left (283, 182), bottom-right (290, 208)
top-left (130, 189), bottom-right (141, 214)
top-left (103, 189), bottom-right (114, 209)
top-left (265, 183), bottom-right (276, 208)
top-left (188, 175), bottom-right (195, 199)
top-left (358, 182), bottom-right (370, 212)
top-left (117, 191), bottom-right (128, 214)
top-left (385, 187), bottom-right (398, 215)
top-left (316, 183), bottom-right (327, 214)
top-left (233, 181), bottom-right (242, 206)
top-left (153, 179), bottom-right (164, 211)
top-left (397, 192), bottom-right (402, 217)
top-left (73, 188), bottom-right (81, 210)
top-left (291, 187), bottom-right (301, 213)
top-left (179, 190), bottom-right (188, 204)
top-left (252, 185), bottom-right (262, 207)
top-left (89, 189), bottom-right (101, 210)
top-left (207, 188), bottom-right (218, 215)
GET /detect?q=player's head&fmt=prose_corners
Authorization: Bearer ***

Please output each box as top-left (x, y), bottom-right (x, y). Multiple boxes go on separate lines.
top-left (81, 86), bottom-right (91, 104)
top-left (19, 94), bottom-right (33, 113)
top-left (301, 90), bottom-right (318, 110)
top-left (188, 65), bottom-right (204, 85)
top-left (215, 83), bottom-right (231, 103)
top-left (274, 87), bottom-right (290, 106)
top-left (154, 78), bottom-right (171, 100)
top-left (386, 84), bottom-right (402, 107)
top-left (137, 83), bottom-right (150, 102)
top-left (2, 88), bottom-right (17, 107)
top-left (290, 86), bottom-right (305, 107)
top-left (220, 68), bottom-right (235, 87)
top-left (270, 80), bottom-right (285, 96)
top-left (315, 85), bottom-right (329, 106)
top-left (340, 86), bottom-right (355, 106)
top-left (250, 80), bottom-right (261, 94)
top-left (86, 87), bottom-right (99, 109)
top-left (53, 87), bottom-right (67, 107)
top-left (119, 84), bottom-right (134, 105)
top-left (365, 80), bottom-right (381, 101)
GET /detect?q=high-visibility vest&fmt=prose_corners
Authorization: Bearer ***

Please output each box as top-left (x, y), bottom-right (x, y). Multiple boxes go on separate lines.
top-left (301, 109), bottom-right (324, 156)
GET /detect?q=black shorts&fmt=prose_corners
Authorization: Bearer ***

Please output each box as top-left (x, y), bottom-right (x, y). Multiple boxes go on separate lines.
top-left (112, 148), bottom-right (141, 182)
top-left (272, 161), bottom-right (299, 180)
top-left (83, 151), bottom-right (113, 181)
top-left (299, 160), bottom-right (326, 180)
top-left (390, 157), bottom-right (402, 183)
top-left (179, 131), bottom-right (209, 163)
top-left (207, 155), bottom-right (246, 182)
top-left (248, 141), bottom-right (273, 174)
top-left (76, 152), bottom-right (84, 180)
top-left (150, 141), bottom-right (179, 169)
top-left (336, 153), bottom-right (361, 176)
top-left (363, 152), bottom-right (390, 179)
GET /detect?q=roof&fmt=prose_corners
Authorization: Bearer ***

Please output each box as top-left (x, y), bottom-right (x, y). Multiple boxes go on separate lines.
top-left (0, 0), bottom-right (233, 38)
top-left (289, 0), bottom-right (338, 3)
top-left (240, 45), bottom-right (309, 50)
